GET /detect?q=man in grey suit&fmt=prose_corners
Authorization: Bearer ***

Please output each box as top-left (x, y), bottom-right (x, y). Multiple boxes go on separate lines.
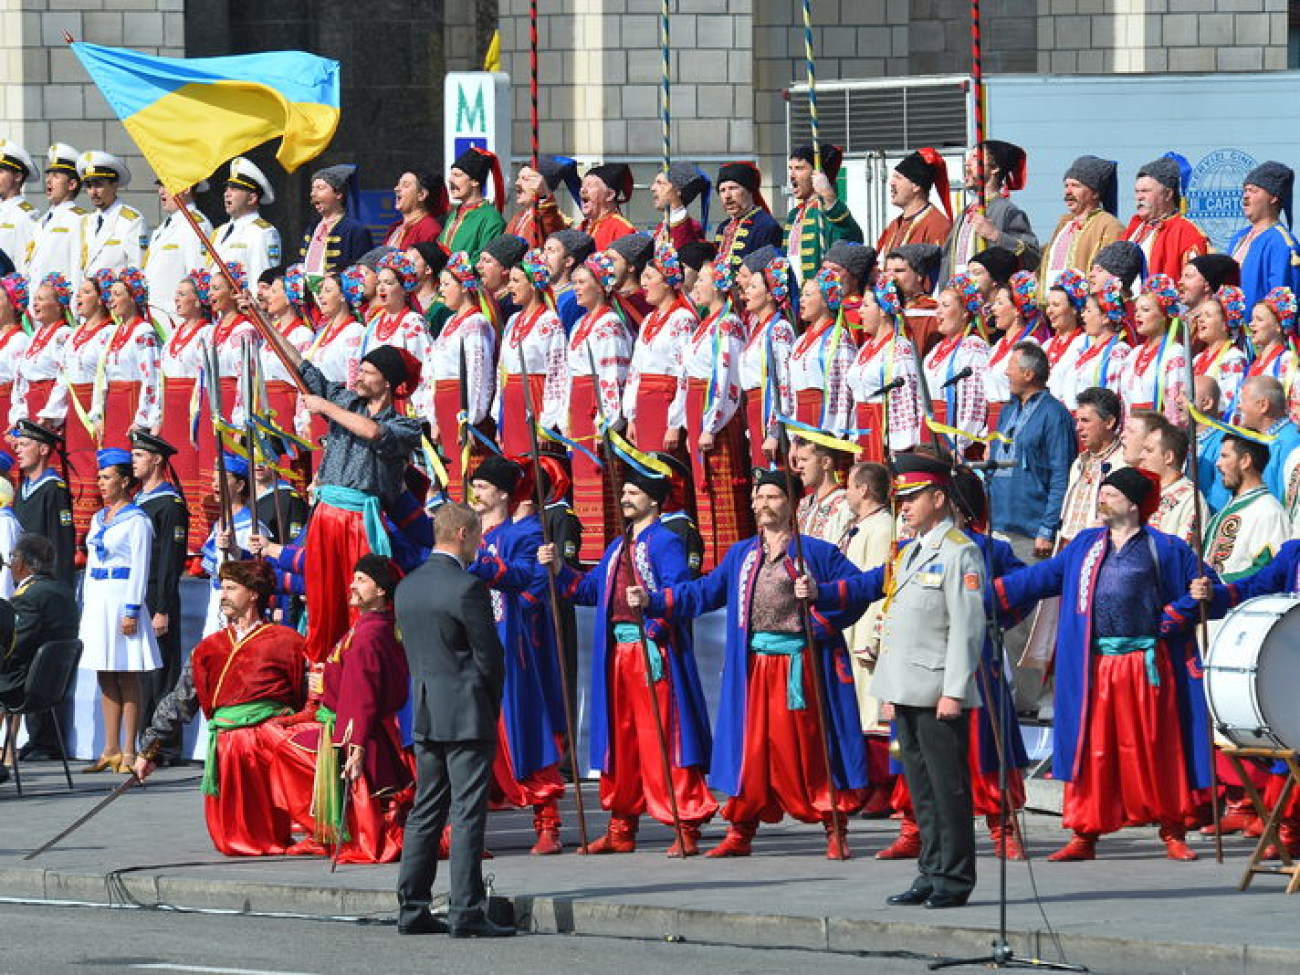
top-left (873, 453), bottom-right (986, 910)
top-left (394, 502), bottom-right (513, 938)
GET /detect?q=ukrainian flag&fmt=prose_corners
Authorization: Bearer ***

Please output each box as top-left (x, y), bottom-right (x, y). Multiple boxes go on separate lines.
top-left (71, 42), bottom-right (340, 194)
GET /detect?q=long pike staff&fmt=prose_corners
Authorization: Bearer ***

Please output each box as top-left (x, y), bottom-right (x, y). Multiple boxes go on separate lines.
top-left (202, 340), bottom-right (238, 560)
top-left (458, 341), bottom-right (472, 500)
top-left (587, 345), bottom-right (689, 856)
top-left (515, 345), bottom-right (590, 851)
top-left (774, 427), bottom-right (846, 851)
top-left (801, 0), bottom-right (827, 257)
top-left (241, 340), bottom-right (258, 517)
top-left (970, 0), bottom-right (988, 212)
top-left (1182, 313), bottom-right (1224, 863)
top-left (253, 352), bottom-right (291, 544)
top-left (528, 0), bottom-right (542, 247)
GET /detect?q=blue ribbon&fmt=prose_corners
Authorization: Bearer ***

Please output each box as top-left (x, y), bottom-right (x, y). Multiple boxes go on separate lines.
top-left (751, 630), bottom-right (807, 709)
top-left (1095, 635), bottom-right (1159, 686)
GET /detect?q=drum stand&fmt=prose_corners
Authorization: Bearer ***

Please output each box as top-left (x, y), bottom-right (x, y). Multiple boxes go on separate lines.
top-left (1222, 747), bottom-right (1300, 894)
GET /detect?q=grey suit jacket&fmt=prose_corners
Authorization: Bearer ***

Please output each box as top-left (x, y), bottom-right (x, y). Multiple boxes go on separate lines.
top-left (395, 551), bottom-right (505, 742)
top-left (872, 521), bottom-right (986, 708)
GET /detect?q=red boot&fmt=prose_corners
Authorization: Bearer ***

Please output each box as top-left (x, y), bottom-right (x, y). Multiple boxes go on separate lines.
top-left (582, 814), bottom-right (638, 854)
top-left (706, 820), bottom-right (757, 858)
top-left (531, 800), bottom-right (563, 855)
top-left (1200, 798), bottom-right (1259, 836)
top-left (875, 817), bottom-right (921, 860)
top-left (986, 815), bottom-right (1025, 861)
top-left (665, 824), bottom-right (702, 858)
top-left (824, 815), bottom-right (852, 860)
top-left (1047, 832), bottom-right (1097, 861)
top-left (1160, 826), bottom-right (1198, 861)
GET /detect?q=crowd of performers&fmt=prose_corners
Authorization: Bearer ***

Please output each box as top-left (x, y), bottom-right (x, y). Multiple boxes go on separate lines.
top-left (6, 134), bottom-right (1300, 882)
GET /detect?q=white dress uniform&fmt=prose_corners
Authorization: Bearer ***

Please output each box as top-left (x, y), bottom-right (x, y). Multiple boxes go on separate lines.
top-left (76, 151), bottom-right (148, 276)
top-left (26, 201), bottom-right (87, 290)
top-left (211, 212), bottom-right (281, 284)
top-left (0, 140), bottom-right (38, 274)
top-left (78, 503), bottom-right (162, 672)
top-left (145, 205), bottom-right (213, 321)
top-left (211, 157), bottom-right (280, 283)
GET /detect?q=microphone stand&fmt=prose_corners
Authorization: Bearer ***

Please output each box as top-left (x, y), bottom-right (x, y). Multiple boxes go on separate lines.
top-left (930, 446), bottom-right (1086, 972)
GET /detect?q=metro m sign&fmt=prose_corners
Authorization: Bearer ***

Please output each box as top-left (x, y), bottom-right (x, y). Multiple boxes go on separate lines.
top-left (444, 72), bottom-right (512, 191)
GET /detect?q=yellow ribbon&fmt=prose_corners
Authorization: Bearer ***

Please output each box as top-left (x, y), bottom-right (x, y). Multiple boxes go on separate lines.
top-left (925, 415), bottom-right (1012, 445)
top-left (779, 418), bottom-right (860, 454)
top-left (1187, 404), bottom-right (1277, 444)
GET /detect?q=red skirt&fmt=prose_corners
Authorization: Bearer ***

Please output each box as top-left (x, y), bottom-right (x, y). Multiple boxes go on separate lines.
top-left (159, 377), bottom-right (213, 554)
top-left (204, 722), bottom-right (296, 856)
top-left (1061, 650), bottom-right (1190, 835)
top-left (599, 641), bottom-right (718, 825)
top-left (722, 650), bottom-right (865, 825)
top-left (264, 379), bottom-right (311, 494)
top-left (986, 400), bottom-right (1005, 436)
top-left (568, 376), bottom-right (617, 562)
top-left (687, 379), bottom-right (753, 571)
top-left (498, 373), bottom-right (547, 457)
top-left (742, 389), bottom-right (769, 469)
top-left (23, 378), bottom-right (55, 424)
top-left (930, 398), bottom-right (983, 461)
top-left (64, 382), bottom-right (98, 543)
top-left (630, 373), bottom-right (679, 452)
top-left (268, 720), bottom-right (413, 864)
top-left (432, 380), bottom-right (470, 501)
top-left (302, 502), bottom-right (368, 663)
top-left (855, 402), bottom-right (886, 463)
top-left (489, 719), bottom-right (565, 809)
top-left (795, 387), bottom-right (822, 429)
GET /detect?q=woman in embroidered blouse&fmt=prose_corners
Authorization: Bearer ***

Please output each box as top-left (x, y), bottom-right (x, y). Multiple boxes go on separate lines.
top-left (624, 240), bottom-right (696, 453)
top-left (791, 267), bottom-right (857, 435)
top-left (1243, 287), bottom-right (1299, 422)
top-left (845, 280), bottom-right (922, 461)
top-left (984, 270), bottom-right (1042, 429)
top-left (923, 273), bottom-right (989, 455)
top-left (208, 262), bottom-right (258, 429)
top-left (78, 450), bottom-right (161, 774)
top-left (737, 247), bottom-right (796, 467)
top-left (0, 274), bottom-right (33, 431)
top-left (1043, 268), bottom-right (1089, 410)
top-left (1118, 273), bottom-right (1187, 424)
top-left (157, 269), bottom-right (215, 552)
top-left (428, 252), bottom-right (496, 501)
top-left (11, 272), bottom-right (73, 429)
top-left (364, 251), bottom-right (433, 421)
top-left (100, 268), bottom-right (161, 441)
top-left (47, 269), bottom-right (116, 540)
top-left (494, 248), bottom-right (568, 456)
top-left (683, 256), bottom-right (752, 569)
top-left (1192, 285), bottom-right (1248, 418)
top-left (1069, 279), bottom-right (1132, 409)
top-left (260, 264), bottom-right (316, 486)
top-left (301, 267), bottom-right (367, 445)
top-left (565, 252), bottom-right (632, 560)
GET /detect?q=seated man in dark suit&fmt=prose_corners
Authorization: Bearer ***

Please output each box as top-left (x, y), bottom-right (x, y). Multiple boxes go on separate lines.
top-left (0, 534), bottom-right (80, 776)
top-left (394, 501), bottom-right (513, 938)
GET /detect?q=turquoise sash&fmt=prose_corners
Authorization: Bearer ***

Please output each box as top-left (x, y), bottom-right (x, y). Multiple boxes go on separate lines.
top-left (317, 484), bottom-right (391, 556)
top-left (1095, 636), bottom-right (1159, 686)
top-left (612, 622), bottom-right (664, 682)
top-left (751, 631), bottom-right (807, 710)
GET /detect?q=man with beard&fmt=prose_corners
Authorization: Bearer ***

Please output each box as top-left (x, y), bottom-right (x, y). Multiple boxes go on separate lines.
top-left (579, 163), bottom-right (637, 250)
top-left (1040, 156), bottom-right (1123, 289)
top-left (941, 139), bottom-right (1040, 281)
top-left (439, 148), bottom-right (507, 261)
top-left (713, 161), bottom-right (782, 267)
top-left (876, 149), bottom-right (952, 254)
top-left (1122, 154), bottom-right (1209, 282)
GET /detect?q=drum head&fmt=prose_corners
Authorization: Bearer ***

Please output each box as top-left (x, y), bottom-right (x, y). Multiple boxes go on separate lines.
top-left (1257, 602), bottom-right (1300, 751)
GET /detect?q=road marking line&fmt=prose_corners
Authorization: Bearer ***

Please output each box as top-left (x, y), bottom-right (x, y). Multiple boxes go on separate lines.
top-left (132, 966), bottom-right (322, 975)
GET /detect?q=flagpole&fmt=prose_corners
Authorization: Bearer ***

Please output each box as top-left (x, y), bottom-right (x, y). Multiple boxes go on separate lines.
top-left (970, 0), bottom-right (987, 212)
top-left (172, 193), bottom-right (310, 396)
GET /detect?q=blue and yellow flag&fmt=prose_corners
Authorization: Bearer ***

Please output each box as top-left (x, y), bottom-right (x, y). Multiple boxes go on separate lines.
top-left (70, 42), bottom-right (340, 194)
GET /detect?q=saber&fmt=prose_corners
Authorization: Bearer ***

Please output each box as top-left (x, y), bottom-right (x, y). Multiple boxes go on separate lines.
top-left (202, 340), bottom-right (238, 560)
top-left (24, 773), bottom-right (141, 860)
top-left (458, 340), bottom-right (472, 500)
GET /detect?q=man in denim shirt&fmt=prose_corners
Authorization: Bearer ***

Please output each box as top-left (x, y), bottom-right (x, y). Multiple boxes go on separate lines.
top-left (986, 341), bottom-right (1077, 709)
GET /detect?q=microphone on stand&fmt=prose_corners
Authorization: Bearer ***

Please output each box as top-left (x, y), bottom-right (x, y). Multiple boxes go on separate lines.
top-left (939, 366), bottom-right (974, 390)
top-left (869, 376), bottom-right (906, 399)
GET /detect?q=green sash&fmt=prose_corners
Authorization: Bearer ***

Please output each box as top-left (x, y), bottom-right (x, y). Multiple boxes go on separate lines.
top-left (202, 700), bottom-right (292, 797)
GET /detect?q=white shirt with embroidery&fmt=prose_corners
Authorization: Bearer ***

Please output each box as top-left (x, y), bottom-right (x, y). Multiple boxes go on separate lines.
top-left (738, 313), bottom-right (796, 441)
top-left (1117, 336), bottom-right (1187, 424)
top-left (10, 323), bottom-right (69, 427)
top-left (96, 317), bottom-right (162, 429)
top-left (495, 304), bottom-right (568, 431)
top-left (788, 319), bottom-right (857, 435)
top-left (566, 307), bottom-right (632, 428)
top-left (846, 330), bottom-right (923, 451)
top-left (623, 303), bottom-right (695, 430)
top-left (427, 309), bottom-right (496, 426)
top-left (681, 308), bottom-right (744, 434)
top-left (361, 308), bottom-right (433, 419)
top-left (923, 332), bottom-right (990, 449)
top-left (43, 320), bottom-right (113, 426)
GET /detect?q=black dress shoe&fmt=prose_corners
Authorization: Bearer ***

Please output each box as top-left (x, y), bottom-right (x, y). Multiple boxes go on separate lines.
top-left (450, 916), bottom-right (516, 938)
top-left (886, 888), bottom-right (932, 906)
top-left (18, 745), bottom-right (58, 762)
top-left (923, 893), bottom-right (970, 910)
top-left (398, 912), bottom-right (449, 935)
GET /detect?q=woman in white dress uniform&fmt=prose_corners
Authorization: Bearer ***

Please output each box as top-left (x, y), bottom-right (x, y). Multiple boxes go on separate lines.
top-left (79, 448), bottom-right (160, 773)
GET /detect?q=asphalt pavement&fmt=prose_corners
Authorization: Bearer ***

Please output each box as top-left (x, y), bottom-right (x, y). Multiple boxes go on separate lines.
top-left (0, 762), bottom-right (1296, 975)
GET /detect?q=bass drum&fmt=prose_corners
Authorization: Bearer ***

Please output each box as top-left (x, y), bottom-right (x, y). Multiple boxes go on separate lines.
top-left (1205, 595), bottom-right (1300, 750)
